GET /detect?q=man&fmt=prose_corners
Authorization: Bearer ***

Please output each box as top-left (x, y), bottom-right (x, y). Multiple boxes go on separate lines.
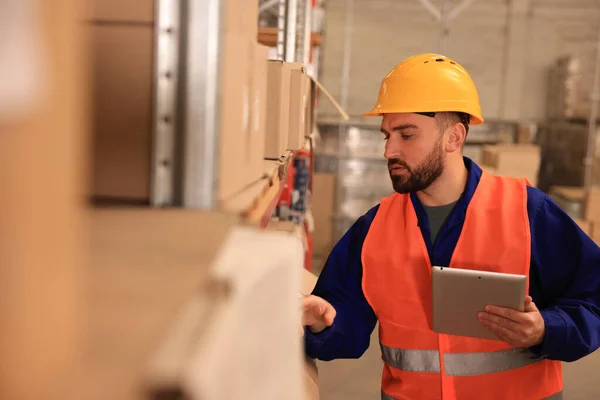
top-left (302, 53), bottom-right (600, 399)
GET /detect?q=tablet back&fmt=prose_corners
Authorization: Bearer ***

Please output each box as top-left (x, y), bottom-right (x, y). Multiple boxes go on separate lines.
top-left (431, 266), bottom-right (527, 340)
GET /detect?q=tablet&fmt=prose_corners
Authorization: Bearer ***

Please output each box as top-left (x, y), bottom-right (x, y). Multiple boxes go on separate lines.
top-left (431, 266), bottom-right (527, 340)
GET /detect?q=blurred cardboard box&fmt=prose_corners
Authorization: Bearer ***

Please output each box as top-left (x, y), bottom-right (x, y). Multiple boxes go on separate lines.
top-left (594, 230), bottom-right (600, 247)
top-left (302, 267), bottom-right (318, 296)
top-left (516, 123), bottom-right (537, 145)
top-left (287, 64), bottom-right (308, 151)
top-left (573, 219), bottom-right (593, 237)
top-left (219, 33), bottom-right (254, 200)
top-left (312, 173), bottom-right (336, 257)
top-left (482, 144), bottom-right (540, 186)
top-left (91, 25), bottom-right (153, 201)
top-left (483, 144), bottom-right (540, 171)
top-left (266, 60), bottom-right (291, 158)
top-left (86, 0), bottom-right (154, 22)
top-left (224, 0), bottom-right (258, 38)
top-left (550, 186), bottom-right (585, 220)
top-left (463, 145), bottom-right (483, 165)
top-left (249, 44), bottom-right (269, 181)
top-left (585, 187), bottom-right (600, 223)
top-left (305, 77), bottom-right (314, 138)
top-left (301, 269), bottom-right (320, 400)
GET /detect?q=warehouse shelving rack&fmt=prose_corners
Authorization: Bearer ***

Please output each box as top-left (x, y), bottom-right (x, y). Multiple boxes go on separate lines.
top-left (68, 1), bottom-right (325, 399)
top-left (150, 0), bottom-right (319, 224)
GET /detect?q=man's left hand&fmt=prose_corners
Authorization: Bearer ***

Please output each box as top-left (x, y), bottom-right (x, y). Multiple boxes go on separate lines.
top-left (478, 296), bottom-right (545, 348)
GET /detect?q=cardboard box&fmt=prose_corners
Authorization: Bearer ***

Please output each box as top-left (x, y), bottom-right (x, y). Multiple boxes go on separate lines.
top-left (249, 44), bottom-right (269, 181)
top-left (585, 187), bottom-right (600, 223)
top-left (86, 0), bottom-right (154, 22)
top-left (305, 77), bottom-right (313, 138)
top-left (224, 0), bottom-right (257, 38)
top-left (481, 165), bottom-right (538, 187)
top-left (550, 186), bottom-right (585, 219)
top-left (594, 230), bottom-right (600, 247)
top-left (267, 220), bottom-right (305, 247)
top-left (573, 219), bottom-right (593, 236)
top-left (71, 210), bottom-right (236, 400)
top-left (482, 144), bottom-right (540, 171)
top-left (0, 1), bottom-right (87, 397)
top-left (301, 269), bottom-right (320, 400)
top-left (266, 61), bottom-right (291, 158)
top-left (91, 26), bottom-right (153, 200)
top-left (482, 144), bottom-right (540, 187)
top-left (219, 33), bottom-right (252, 200)
top-left (288, 65), bottom-right (308, 150)
top-left (312, 173), bottom-right (336, 257)
top-left (516, 123), bottom-right (537, 144)
top-left (463, 145), bottom-right (483, 165)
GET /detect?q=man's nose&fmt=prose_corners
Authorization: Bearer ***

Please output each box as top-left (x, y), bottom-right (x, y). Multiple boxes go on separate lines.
top-left (384, 135), bottom-right (402, 160)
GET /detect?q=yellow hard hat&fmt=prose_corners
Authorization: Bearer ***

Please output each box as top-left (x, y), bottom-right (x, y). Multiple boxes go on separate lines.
top-left (363, 53), bottom-right (484, 125)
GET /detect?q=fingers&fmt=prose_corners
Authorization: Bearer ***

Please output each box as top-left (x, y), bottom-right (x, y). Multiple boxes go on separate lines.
top-left (479, 317), bottom-right (521, 344)
top-left (478, 311), bottom-right (521, 333)
top-left (483, 305), bottom-right (526, 323)
top-left (524, 296), bottom-right (539, 312)
top-left (484, 297), bottom-right (540, 322)
top-left (302, 295), bottom-right (336, 328)
top-left (322, 304), bottom-right (336, 326)
top-left (479, 297), bottom-right (546, 347)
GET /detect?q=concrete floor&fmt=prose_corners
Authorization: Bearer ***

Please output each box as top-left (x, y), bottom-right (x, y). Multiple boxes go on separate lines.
top-left (316, 328), bottom-right (600, 400)
top-left (317, 329), bottom-right (381, 400)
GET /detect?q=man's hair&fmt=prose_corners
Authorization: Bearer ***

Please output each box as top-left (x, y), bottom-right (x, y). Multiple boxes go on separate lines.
top-left (434, 112), bottom-right (470, 137)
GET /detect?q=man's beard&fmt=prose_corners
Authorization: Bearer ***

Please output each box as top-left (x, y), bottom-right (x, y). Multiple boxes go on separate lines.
top-left (388, 139), bottom-right (445, 194)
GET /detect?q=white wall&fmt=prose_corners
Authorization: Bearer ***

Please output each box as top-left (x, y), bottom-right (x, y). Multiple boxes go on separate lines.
top-left (317, 0), bottom-right (600, 123)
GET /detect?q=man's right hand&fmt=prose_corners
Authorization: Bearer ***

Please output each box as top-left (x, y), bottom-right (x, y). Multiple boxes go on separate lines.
top-left (302, 295), bottom-right (337, 334)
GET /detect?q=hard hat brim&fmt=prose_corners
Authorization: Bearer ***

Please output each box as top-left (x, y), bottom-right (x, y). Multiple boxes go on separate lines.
top-left (361, 109), bottom-right (484, 125)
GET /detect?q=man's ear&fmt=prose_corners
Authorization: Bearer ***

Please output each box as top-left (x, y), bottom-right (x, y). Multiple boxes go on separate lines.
top-left (445, 123), bottom-right (467, 153)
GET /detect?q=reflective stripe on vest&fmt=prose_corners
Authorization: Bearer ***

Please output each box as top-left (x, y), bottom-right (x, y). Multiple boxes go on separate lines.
top-left (381, 344), bottom-right (441, 373)
top-left (444, 347), bottom-right (539, 376)
top-left (382, 390), bottom-right (564, 400)
top-left (381, 344), bottom-right (541, 376)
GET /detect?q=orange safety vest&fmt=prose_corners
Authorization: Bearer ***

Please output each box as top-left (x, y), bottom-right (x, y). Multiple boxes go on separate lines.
top-left (362, 172), bottom-right (563, 400)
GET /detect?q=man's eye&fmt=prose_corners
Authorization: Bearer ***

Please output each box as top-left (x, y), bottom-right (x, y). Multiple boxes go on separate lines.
top-left (402, 135), bottom-right (414, 140)
top-left (383, 136), bottom-right (389, 141)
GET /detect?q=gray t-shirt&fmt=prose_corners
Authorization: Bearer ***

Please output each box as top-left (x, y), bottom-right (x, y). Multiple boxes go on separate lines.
top-left (422, 201), bottom-right (457, 244)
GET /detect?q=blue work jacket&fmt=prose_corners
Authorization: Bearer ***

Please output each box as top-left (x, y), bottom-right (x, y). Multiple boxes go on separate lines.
top-left (305, 158), bottom-right (600, 363)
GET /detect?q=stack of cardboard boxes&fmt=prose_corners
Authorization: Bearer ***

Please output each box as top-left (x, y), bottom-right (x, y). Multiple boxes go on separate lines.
top-left (536, 121), bottom-right (600, 193)
top-left (586, 189), bottom-right (600, 245)
top-left (264, 62), bottom-right (312, 159)
top-left (547, 54), bottom-right (596, 120)
top-left (89, 0), bottom-right (314, 209)
top-left (480, 144), bottom-right (541, 187)
top-left (549, 186), bottom-right (600, 245)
